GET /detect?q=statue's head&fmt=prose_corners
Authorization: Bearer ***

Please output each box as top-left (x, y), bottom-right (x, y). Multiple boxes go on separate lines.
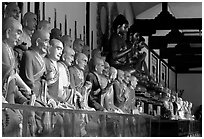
top-left (124, 71), bottom-right (131, 85)
top-left (112, 14), bottom-right (129, 35)
top-left (117, 69), bottom-right (124, 81)
top-left (171, 95), bottom-right (176, 102)
top-left (5, 2), bottom-right (20, 20)
top-left (31, 30), bottom-right (50, 56)
top-left (103, 61), bottom-right (110, 78)
top-left (74, 52), bottom-right (88, 71)
top-left (60, 35), bottom-right (73, 48)
top-left (48, 39), bottom-right (63, 61)
top-left (61, 46), bottom-right (75, 66)
top-left (93, 57), bottom-right (104, 75)
top-left (37, 20), bottom-right (51, 33)
top-left (130, 76), bottom-right (138, 89)
top-left (50, 28), bottom-right (62, 40)
top-left (82, 45), bottom-right (90, 59)
top-left (3, 17), bottom-right (22, 47)
top-left (109, 67), bottom-right (117, 81)
top-left (22, 12), bottom-right (37, 31)
top-left (73, 38), bottom-right (84, 53)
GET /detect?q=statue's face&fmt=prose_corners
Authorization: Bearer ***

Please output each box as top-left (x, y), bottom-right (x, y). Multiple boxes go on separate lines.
top-left (95, 60), bottom-right (105, 75)
top-left (7, 21), bottom-right (22, 47)
top-left (65, 37), bottom-right (73, 48)
top-left (63, 50), bottom-right (75, 66)
top-left (124, 72), bottom-right (131, 84)
top-left (171, 96), bottom-right (176, 102)
top-left (49, 42), bottom-right (63, 61)
top-left (131, 77), bottom-right (138, 88)
top-left (74, 40), bottom-right (84, 53)
top-left (118, 70), bottom-right (125, 81)
top-left (43, 23), bottom-right (51, 33)
top-left (103, 62), bottom-right (110, 77)
top-left (76, 55), bottom-right (88, 71)
top-left (6, 4), bottom-right (20, 20)
top-left (37, 32), bottom-right (50, 55)
top-left (82, 45), bottom-right (90, 58)
top-left (26, 14), bottom-right (37, 31)
top-left (119, 23), bottom-right (129, 35)
top-left (111, 71), bottom-right (117, 80)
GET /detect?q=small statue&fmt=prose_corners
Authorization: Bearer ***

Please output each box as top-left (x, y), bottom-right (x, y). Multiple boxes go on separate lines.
top-left (177, 97), bottom-right (185, 119)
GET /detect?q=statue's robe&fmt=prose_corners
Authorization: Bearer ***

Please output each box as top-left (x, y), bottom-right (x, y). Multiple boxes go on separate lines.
top-left (123, 86), bottom-right (136, 114)
top-left (2, 42), bottom-right (27, 137)
top-left (20, 49), bottom-right (46, 102)
top-left (113, 80), bottom-right (126, 109)
top-left (69, 66), bottom-right (85, 109)
top-left (86, 72), bottom-right (105, 111)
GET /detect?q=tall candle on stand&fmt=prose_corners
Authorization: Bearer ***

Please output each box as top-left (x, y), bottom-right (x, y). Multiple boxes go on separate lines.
top-left (48, 17), bottom-right (51, 23)
top-left (65, 14), bottom-right (67, 35)
top-left (27, 2), bottom-right (30, 12)
top-left (42, 2), bottom-right (45, 20)
top-left (75, 21), bottom-right (77, 39)
top-left (83, 26), bottom-right (86, 45)
top-left (91, 30), bottom-right (93, 57)
top-left (69, 28), bottom-right (71, 37)
top-left (54, 8), bottom-right (57, 28)
top-left (60, 23), bottom-right (62, 32)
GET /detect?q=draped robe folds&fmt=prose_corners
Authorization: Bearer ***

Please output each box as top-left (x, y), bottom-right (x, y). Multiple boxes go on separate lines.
top-left (104, 85), bottom-right (123, 113)
top-left (86, 72), bottom-right (105, 111)
top-left (20, 49), bottom-right (64, 136)
top-left (108, 33), bottom-right (129, 69)
top-left (2, 42), bottom-right (25, 136)
top-left (20, 49), bottom-right (46, 102)
top-left (57, 62), bottom-right (74, 106)
top-left (113, 80), bottom-right (126, 109)
top-left (123, 87), bottom-right (136, 114)
top-left (69, 66), bottom-right (97, 136)
top-left (69, 66), bottom-right (85, 109)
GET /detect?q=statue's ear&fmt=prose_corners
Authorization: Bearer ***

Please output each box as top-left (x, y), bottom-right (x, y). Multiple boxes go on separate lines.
top-left (62, 54), bottom-right (65, 61)
top-left (36, 38), bottom-right (40, 46)
top-left (6, 28), bottom-right (11, 39)
top-left (75, 59), bottom-right (79, 65)
top-left (95, 65), bottom-right (98, 71)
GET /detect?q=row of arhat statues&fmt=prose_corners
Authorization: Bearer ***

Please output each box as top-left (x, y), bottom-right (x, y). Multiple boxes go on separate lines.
top-left (2, 3), bottom-right (195, 137)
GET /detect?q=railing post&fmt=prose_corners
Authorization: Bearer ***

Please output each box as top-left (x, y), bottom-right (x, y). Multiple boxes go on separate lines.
top-left (71, 112), bottom-right (75, 136)
top-left (99, 114), bottom-right (106, 136)
top-left (22, 110), bottom-right (29, 137)
top-left (121, 115), bottom-right (125, 137)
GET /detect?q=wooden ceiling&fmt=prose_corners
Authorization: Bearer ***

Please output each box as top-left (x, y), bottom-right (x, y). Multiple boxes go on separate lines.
top-left (130, 2), bottom-right (202, 73)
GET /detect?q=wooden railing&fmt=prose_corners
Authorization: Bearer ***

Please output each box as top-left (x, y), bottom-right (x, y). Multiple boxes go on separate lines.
top-left (2, 103), bottom-right (201, 137)
top-left (2, 103), bottom-right (158, 137)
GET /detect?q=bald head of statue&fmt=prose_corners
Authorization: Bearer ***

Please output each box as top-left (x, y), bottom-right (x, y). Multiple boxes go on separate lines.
top-left (60, 35), bottom-right (73, 48)
top-left (74, 52), bottom-right (88, 71)
top-left (61, 46), bottom-right (75, 66)
top-left (50, 28), bottom-right (62, 40)
top-left (130, 76), bottom-right (138, 89)
top-left (5, 2), bottom-right (20, 20)
top-left (103, 61), bottom-right (110, 77)
top-left (117, 69), bottom-right (125, 81)
top-left (82, 45), bottom-right (90, 58)
top-left (109, 67), bottom-right (117, 81)
top-left (22, 12), bottom-right (37, 31)
top-left (73, 38), bottom-right (84, 53)
top-left (2, 17), bottom-right (22, 47)
top-left (92, 57), bottom-right (104, 75)
top-left (37, 20), bottom-right (51, 33)
top-left (47, 39), bottom-right (63, 61)
top-left (31, 30), bottom-right (50, 56)
top-left (124, 71), bottom-right (131, 85)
